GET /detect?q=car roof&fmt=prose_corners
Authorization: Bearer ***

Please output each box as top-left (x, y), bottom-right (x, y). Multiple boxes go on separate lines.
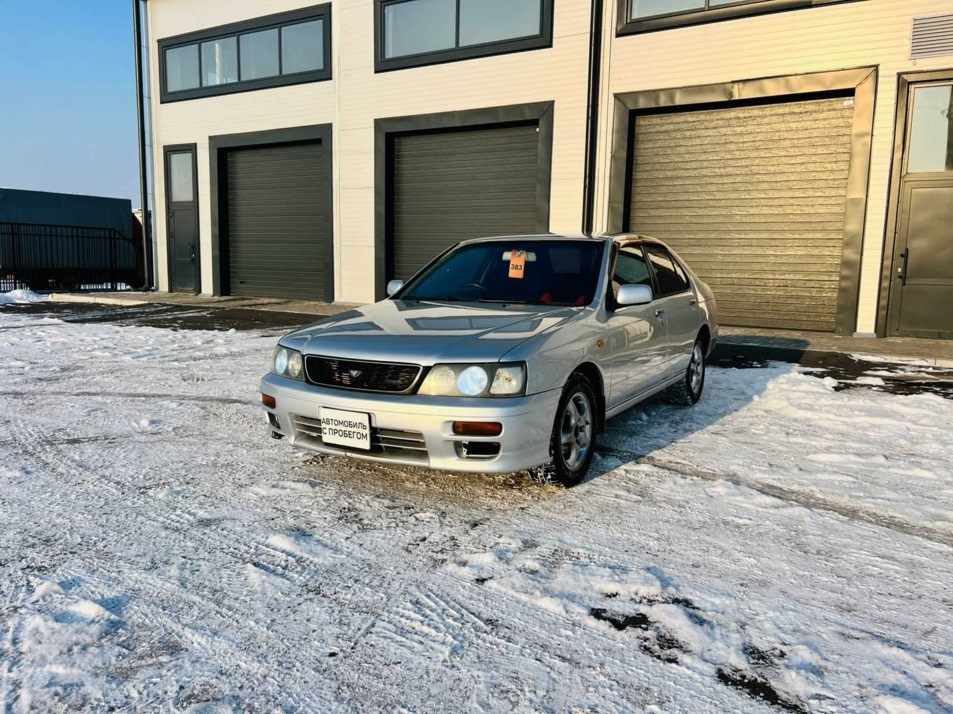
top-left (456, 233), bottom-right (604, 246)
top-left (455, 232), bottom-right (666, 247)
top-left (604, 233), bottom-right (667, 246)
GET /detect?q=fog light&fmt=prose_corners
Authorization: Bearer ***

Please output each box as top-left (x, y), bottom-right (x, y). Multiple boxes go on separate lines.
top-left (452, 421), bottom-right (502, 437)
top-left (261, 393), bottom-right (276, 408)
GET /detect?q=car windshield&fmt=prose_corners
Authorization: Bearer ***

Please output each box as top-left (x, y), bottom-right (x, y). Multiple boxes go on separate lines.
top-left (400, 240), bottom-right (605, 306)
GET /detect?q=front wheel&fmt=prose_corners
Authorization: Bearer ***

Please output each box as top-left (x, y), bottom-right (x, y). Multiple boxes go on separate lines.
top-left (666, 337), bottom-right (706, 406)
top-left (530, 373), bottom-right (598, 488)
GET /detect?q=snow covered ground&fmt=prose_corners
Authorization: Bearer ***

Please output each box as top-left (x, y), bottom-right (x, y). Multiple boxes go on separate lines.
top-left (0, 308), bottom-right (951, 713)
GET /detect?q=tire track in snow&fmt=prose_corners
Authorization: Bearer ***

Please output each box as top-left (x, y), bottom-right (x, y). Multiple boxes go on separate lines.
top-left (4, 407), bottom-right (465, 708)
top-left (53, 562), bottom-right (337, 713)
top-left (6, 415), bottom-right (362, 589)
top-left (0, 585), bottom-right (26, 714)
top-left (598, 446), bottom-right (953, 546)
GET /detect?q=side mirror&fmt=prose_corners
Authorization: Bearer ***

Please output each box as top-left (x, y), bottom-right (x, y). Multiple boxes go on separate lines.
top-left (616, 284), bottom-right (653, 307)
top-left (386, 279), bottom-right (404, 297)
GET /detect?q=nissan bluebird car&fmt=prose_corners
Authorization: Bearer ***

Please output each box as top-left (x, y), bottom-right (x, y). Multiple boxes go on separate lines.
top-left (260, 234), bottom-right (717, 486)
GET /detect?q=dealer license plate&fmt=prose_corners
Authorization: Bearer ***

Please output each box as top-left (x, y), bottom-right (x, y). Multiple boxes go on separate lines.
top-left (319, 408), bottom-right (371, 451)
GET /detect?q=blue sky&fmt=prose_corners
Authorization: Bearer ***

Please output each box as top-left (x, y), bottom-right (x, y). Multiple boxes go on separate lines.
top-left (0, 1), bottom-right (140, 205)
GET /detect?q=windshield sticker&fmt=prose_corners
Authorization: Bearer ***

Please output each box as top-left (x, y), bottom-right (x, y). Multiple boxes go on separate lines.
top-left (508, 250), bottom-right (526, 279)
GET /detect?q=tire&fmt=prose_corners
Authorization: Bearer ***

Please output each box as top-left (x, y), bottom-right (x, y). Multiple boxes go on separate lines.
top-left (666, 336), bottom-right (706, 406)
top-left (530, 372), bottom-right (599, 488)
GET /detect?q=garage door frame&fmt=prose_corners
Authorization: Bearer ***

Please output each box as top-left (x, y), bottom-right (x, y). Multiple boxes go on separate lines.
top-left (209, 124), bottom-right (334, 299)
top-left (606, 68), bottom-right (876, 336)
top-left (374, 102), bottom-right (554, 300)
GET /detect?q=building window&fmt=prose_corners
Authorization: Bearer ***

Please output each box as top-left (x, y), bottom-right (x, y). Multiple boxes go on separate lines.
top-left (618, 0), bottom-right (862, 35)
top-left (907, 84), bottom-right (953, 174)
top-left (200, 38), bottom-right (238, 87)
top-left (158, 4), bottom-right (331, 103)
top-left (376, 0), bottom-right (553, 72)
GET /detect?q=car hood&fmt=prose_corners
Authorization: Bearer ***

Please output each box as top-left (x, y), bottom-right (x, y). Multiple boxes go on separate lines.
top-left (281, 300), bottom-right (581, 365)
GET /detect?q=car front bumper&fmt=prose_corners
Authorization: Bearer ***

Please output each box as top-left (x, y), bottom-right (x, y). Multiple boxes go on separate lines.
top-left (260, 373), bottom-right (561, 474)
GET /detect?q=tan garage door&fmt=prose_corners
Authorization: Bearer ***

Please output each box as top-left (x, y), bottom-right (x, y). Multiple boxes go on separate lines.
top-left (629, 96), bottom-right (855, 331)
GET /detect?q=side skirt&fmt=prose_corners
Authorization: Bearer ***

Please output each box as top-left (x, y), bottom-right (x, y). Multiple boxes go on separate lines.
top-left (604, 374), bottom-right (684, 421)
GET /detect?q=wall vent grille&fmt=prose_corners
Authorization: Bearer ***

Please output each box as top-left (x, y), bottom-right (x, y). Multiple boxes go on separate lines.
top-left (912, 14), bottom-right (953, 60)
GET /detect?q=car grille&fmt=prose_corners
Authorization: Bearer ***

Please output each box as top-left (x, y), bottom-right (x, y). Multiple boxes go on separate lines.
top-left (304, 356), bottom-right (421, 394)
top-left (291, 415), bottom-right (428, 464)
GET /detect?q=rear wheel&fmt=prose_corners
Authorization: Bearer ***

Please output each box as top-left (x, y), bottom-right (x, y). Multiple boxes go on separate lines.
top-left (666, 337), bottom-right (706, 406)
top-left (530, 373), bottom-right (598, 488)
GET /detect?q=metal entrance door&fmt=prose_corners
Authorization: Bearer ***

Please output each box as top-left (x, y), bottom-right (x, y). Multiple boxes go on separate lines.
top-left (888, 82), bottom-right (953, 338)
top-left (165, 146), bottom-right (200, 293)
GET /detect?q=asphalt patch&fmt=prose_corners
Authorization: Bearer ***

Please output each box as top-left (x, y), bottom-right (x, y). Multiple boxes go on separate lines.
top-left (3, 301), bottom-right (316, 332)
top-left (716, 667), bottom-right (807, 712)
top-left (712, 343), bottom-right (953, 400)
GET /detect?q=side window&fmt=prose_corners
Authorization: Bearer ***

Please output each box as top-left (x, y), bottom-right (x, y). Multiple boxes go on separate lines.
top-left (610, 246), bottom-right (652, 303)
top-left (645, 245), bottom-right (689, 297)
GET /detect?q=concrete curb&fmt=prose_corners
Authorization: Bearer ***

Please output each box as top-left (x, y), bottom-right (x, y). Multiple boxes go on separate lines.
top-left (50, 294), bottom-right (149, 307)
top-left (847, 353), bottom-right (953, 370)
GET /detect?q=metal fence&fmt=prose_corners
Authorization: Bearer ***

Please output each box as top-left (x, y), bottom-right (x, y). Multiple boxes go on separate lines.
top-left (0, 222), bottom-right (143, 293)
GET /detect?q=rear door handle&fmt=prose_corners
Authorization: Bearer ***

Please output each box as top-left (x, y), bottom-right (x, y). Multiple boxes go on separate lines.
top-left (689, 298), bottom-right (698, 310)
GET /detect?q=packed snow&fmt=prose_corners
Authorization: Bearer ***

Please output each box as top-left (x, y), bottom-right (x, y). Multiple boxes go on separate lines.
top-left (0, 308), bottom-right (951, 713)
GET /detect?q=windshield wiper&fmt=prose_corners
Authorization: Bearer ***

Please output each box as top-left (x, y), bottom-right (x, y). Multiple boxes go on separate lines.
top-left (475, 299), bottom-right (575, 307)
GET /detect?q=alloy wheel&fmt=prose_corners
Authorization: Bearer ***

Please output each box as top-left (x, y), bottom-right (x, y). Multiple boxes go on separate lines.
top-left (689, 342), bottom-right (705, 396)
top-left (560, 392), bottom-right (593, 471)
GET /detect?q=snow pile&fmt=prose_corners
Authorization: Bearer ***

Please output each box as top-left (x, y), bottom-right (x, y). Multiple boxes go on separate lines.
top-left (0, 289), bottom-right (48, 304)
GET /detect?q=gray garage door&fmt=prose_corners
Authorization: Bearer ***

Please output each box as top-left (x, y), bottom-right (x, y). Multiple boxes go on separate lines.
top-left (391, 123), bottom-right (540, 280)
top-left (226, 142), bottom-right (329, 300)
top-left (629, 97), bottom-right (855, 331)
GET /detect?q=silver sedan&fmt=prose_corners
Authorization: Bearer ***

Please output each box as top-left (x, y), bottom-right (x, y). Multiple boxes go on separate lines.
top-left (260, 234), bottom-right (718, 486)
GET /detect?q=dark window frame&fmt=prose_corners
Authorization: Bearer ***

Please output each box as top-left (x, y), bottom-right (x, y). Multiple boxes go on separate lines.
top-left (374, 0), bottom-right (554, 73)
top-left (616, 0), bottom-right (863, 36)
top-left (607, 242), bottom-right (656, 310)
top-left (158, 4), bottom-right (331, 104)
top-left (643, 245), bottom-right (691, 298)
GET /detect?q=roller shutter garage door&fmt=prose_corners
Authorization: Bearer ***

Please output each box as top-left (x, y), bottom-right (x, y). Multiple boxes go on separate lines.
top-left (629, 97), bottom-right (855, 331)
top-left (390, 123), bottom-right (540, 280)
top-left (225, 142), bottom-right (329, 300)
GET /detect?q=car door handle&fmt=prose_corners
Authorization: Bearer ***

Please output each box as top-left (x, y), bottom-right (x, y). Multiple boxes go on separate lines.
top-left (689, 298), bottom-right (698, 310)
top-left (654, 308), bottom-right (665, 321)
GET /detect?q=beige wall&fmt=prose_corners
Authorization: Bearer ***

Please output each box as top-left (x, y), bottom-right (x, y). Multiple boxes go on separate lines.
top-left (148, 0), bottom-right (337, 293)
top-left (148, 0), bottom-right (592, 300)
top-left (596, 0), bottom-right (953, 335)
top-left (148, 0), bottom-right (953, 334)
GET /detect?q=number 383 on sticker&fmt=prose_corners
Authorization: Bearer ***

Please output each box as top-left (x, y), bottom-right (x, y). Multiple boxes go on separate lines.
top-left (508, 250), bottom-right (526, 279)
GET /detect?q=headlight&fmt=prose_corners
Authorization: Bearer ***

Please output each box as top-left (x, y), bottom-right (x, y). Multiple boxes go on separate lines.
top-left (419, 363), bottom-right (525, 397)
top-left (273, 346), bottom-right (305, 381)
top-left (491, 365), bottom-right (524, 395)
top-left (457, 366), bottom-right (488, 396)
